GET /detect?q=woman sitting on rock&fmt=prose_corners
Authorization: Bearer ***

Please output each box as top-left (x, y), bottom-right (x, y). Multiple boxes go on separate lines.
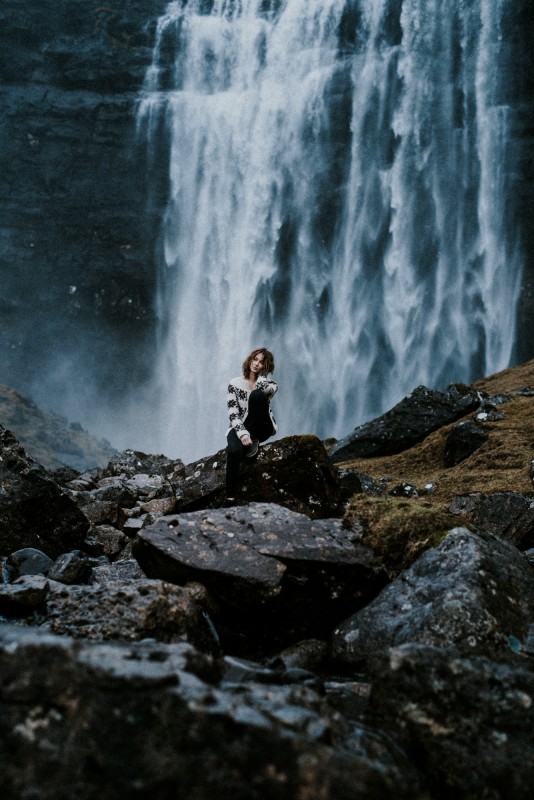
top-left (225, 347), bottom-right (277, 504)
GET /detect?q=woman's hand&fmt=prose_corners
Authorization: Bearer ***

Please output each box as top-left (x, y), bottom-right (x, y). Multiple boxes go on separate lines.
top-left (241, 434), bottom-right (253, 446)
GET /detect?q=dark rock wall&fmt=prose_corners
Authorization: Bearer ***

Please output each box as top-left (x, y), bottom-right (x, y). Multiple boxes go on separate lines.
top-left (501, 1), bottom-right (534, 363)
top-left (0, 0), bottom-right (168, 410)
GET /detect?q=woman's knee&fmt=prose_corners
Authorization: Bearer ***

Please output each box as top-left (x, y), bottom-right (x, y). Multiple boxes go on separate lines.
top-left (248, 388), bottom-right (269, 412)
top-left (250, 388), bottom-right (268, 401)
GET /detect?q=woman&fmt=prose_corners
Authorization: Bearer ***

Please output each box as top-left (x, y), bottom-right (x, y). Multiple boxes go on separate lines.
top-left (225, 347), bottom-right (277, 503)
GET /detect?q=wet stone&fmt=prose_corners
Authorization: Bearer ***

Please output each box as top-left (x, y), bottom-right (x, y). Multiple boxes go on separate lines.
top-left (0, 574), bottom-right (50, 614)
top-left (5, 547), bottom-right (54, 581)
top-left (47, 550), bottom-right (92, 585)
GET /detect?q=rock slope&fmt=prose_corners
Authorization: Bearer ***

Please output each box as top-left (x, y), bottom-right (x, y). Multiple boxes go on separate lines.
top-left (1, 359), bottom-right (534, 799)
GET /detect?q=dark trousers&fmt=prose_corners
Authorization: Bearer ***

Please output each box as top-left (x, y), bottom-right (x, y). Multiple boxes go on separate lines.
top-left (225, 388), bottom-right (275, 497)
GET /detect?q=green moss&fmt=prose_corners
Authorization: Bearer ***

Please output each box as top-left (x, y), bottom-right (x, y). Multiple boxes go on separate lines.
top-left (280, 434), bottom-right (323, 447)
top-left (345, 496), bottom-right (460, 577)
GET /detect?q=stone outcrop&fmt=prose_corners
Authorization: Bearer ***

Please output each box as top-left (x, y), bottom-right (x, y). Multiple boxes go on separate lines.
top-left (175, 435), bottom-right (342, 518)
top-left (0, 426), bottom-right (89, 558)
top-left (63, 448), bottom-right (184, 544)
top-left (443, 419), bottom-right (488, 467)
top-left (366, 644), bottom-right (534, 800)
top-left (95, 449), bottom-right (186, 482)
top-left (40, 577), bottom-right (219, 652)
top-left (450, 492), bottom-right (534, 551)
top-left (331, 528), bottom-right (533, 672)
top-left (329, 385), bottom-right (480, 462)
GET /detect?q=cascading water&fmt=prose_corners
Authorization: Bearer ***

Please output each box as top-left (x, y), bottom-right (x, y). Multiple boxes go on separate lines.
top-left (137, 0), bottom-right (523, 463)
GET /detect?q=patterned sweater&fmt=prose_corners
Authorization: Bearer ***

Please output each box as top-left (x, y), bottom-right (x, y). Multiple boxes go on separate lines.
top-left (226, 375), bottom-right (278, 440)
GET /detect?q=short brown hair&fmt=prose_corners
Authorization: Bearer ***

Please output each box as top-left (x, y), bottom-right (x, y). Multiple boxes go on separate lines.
top-left (242, 348), bottom-right (275, 378)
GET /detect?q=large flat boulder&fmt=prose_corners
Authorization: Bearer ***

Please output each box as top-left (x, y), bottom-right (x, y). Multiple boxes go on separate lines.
top-left (329, 385), bottom-right (480, 462)
top-left (331, 528), bottom-right (533, 672)
top-left (0, 426), bottom-right (89, 558)
top-left (133, 503), bottom-right (387, 652)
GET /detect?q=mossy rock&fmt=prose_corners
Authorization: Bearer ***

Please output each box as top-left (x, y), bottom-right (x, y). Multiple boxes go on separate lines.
top-left (345, 496), bottom-right (461, 577)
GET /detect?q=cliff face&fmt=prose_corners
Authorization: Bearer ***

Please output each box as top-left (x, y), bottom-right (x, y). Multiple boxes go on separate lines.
top-left (0, 0), bottom-right (168, 407)
top-left (504, 0), bottom-right (534, 362)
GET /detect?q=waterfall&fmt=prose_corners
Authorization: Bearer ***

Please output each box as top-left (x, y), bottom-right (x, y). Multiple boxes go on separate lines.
top-left (137, 0), bottom-right (522, 463)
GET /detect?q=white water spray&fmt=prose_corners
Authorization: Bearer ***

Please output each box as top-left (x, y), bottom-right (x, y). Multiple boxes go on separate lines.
top-left (137, 0), bottom-right (522, 462)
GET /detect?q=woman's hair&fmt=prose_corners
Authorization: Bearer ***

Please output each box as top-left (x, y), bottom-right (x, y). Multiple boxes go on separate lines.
top-left (242, 347), bottom-right (275, 378)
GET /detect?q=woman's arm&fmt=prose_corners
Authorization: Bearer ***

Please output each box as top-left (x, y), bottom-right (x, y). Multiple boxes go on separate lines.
top-left (227, 382), bottom-right (248, 439)
top-left (255, 375), bottom-right (278, 398)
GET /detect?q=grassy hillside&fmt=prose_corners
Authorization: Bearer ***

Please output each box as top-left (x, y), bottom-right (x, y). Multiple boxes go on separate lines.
top-left (339, 359), bottom-right (534, 508)
top-left (339, 359), bottom-right (534, 574)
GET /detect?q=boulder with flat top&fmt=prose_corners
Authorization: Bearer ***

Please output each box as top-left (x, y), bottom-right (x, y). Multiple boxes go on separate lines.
top-left (133, 502), bottom-right (387, 653)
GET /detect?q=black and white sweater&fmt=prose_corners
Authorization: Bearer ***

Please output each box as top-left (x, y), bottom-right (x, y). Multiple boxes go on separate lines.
top-left (226, 375), bottom-right (278, 441)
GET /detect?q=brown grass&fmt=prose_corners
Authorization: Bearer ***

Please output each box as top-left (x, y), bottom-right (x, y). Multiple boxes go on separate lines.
top-left (339, 360), bottom-right (534, 572)
top-left (339, 360), bottom-right (534, 511)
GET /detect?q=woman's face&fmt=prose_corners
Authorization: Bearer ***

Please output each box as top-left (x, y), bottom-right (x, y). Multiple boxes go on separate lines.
top-left (250, 352), bottom-right (265, 374)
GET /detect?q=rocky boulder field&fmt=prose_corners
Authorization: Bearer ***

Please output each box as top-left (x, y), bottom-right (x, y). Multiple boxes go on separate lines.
top-left (1, 360), bottom-right (534, 799)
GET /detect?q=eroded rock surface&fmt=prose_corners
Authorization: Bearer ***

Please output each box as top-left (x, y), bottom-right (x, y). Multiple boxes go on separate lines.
top-left (332, 528), bottom-right (533, 671)
top-left (0, 575), bottom-right (50, 614)
top-left (366, 644), bottom-right (534, 800)
top-left (63, 448), bottom-right (184, 534)
top-left (443, 419), bottom-right (488, 466)
top-left (39, 578), bottom-right (218, 652)
top-left (175, 435), bottom-right (342, 518)
top-left (455, 492), bottom-right (534, 551)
